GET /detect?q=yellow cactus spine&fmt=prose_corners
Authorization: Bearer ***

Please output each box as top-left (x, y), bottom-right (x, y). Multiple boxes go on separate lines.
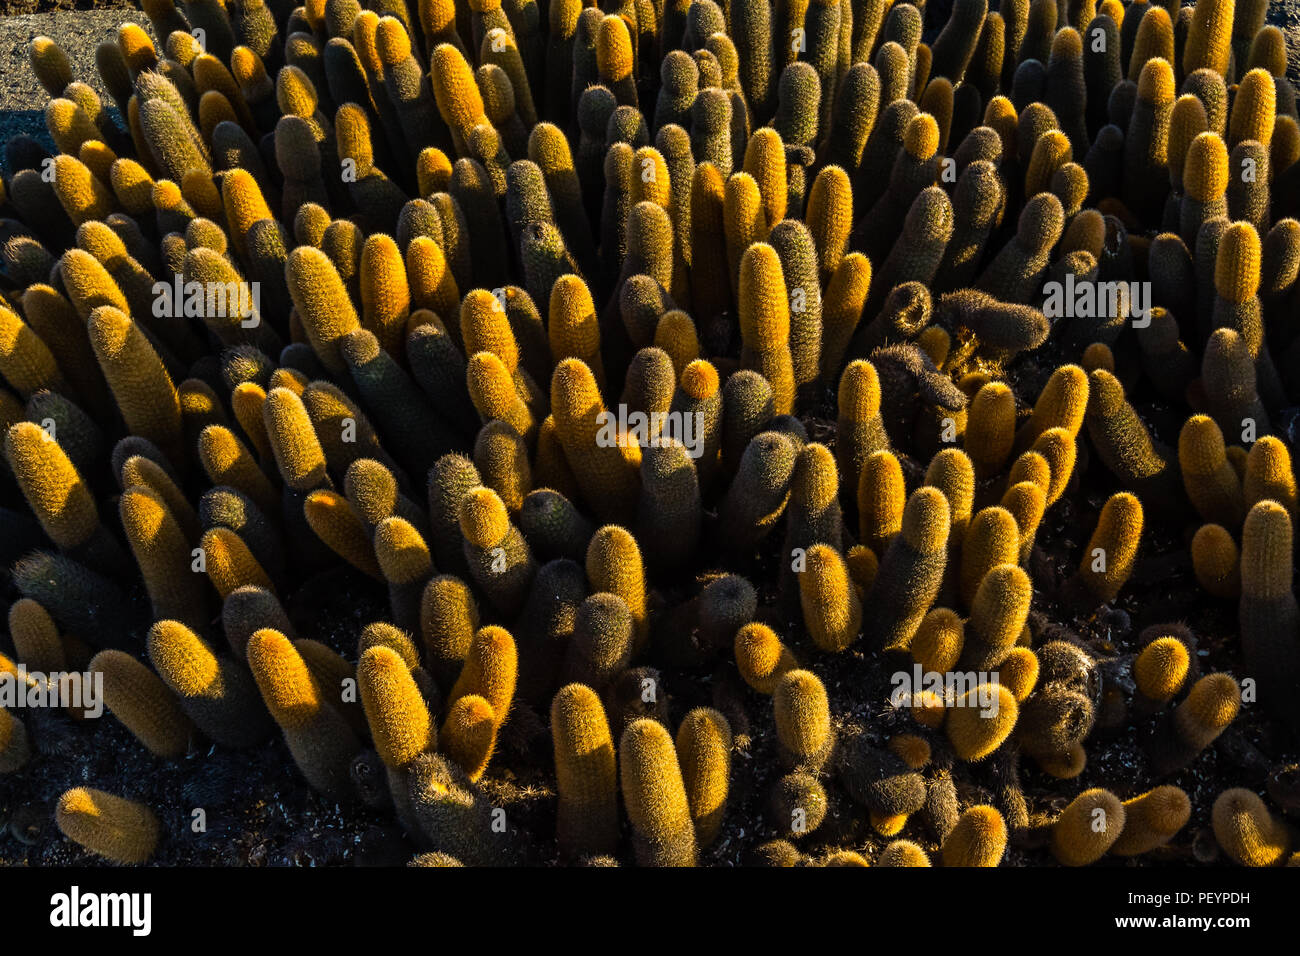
top-left (1238, 500), bottom-right (1300, 735)
top-left (285, 245), bottom-right (362, 376)
top-left (1212, 788), bottom-right (1291, 866)
top-left (1051, 788), bottom-right (1126, 865)
top-left (551, 683), bottom-right (619, 860)
top-left (964, 381), bottom-right (1016, 479)
top-left (1135, 636), bottom-right (1191, 704)
top-left (676, 707), bottom-right (732, 847)
top-left (962, 564), bottom-right (1032, 670)
top-left (1151, 672), bottom-right (1241, 775)
top-left (146, 619), bottom-right (271, 748)
top-left (585, 524), bottom-right (648, 651)
top-left (1111, 786), bottom-right (1192, 856)
top-left (4, 421), bottom-right (101, 555)
top-left (359, 645), bottom-right (435, 770)
top-left (121, 485), bottom-right (208, 628)
top-left (87, 305), bottom-right (184, 466)
top-left (1178, 415), bottom-right (1245, 527)
top-left (799, 544), bottom-right (862, 653)
top-left (773, 669), bottom-right (834, 772)
top-left (737, 242), bottom-right (794, 416)
top-left (858, 449), bottom-right (905, 555)
top-left (620, 718), bottom-right (698, 866)
top-left (55, 788), bottom-right (160, 864)
top-left (551, 358), bottom-right (639, 522)
top-left (1243, 437), bottom-right (1297, 516)
top-left (942, 805), bottom-right (1007, 866)
top-left (447, 625), bottom-right (517, 732)
top-left (1075, 492), bottom-right (1143, 603)
top-left (867, 487), bottom-right (951, 652)
top-left (91, 648), bottom-right (194, 758)
top-left (1182, 0), bottom-right (1233, 76)
top-left (1191, 523), bottom-right (1240, 599)
top-left (247, 628), bottom-right (362, 799)
top-left (836, 359), bottom-right (890, 503)
top-left (946, 681), bottom-right (1018, 761)
top-left (440, 693), bottom-right (498, 782)
top-left (734, 622), bottom-right (798, 694)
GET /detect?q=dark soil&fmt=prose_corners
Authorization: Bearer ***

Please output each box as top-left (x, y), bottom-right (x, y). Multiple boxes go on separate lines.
top-left (0, 0), bottom-right (134, 16)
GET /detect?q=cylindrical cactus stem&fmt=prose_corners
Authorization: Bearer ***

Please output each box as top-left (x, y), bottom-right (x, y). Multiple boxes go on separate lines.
top-left (373, 516), bottom-right (435, 632)
top-left (1239, 500), bottom-right (1300, 735)
top-left (147, 619), bottom-right (272, 748)
top-left (221, 585), bottom-right (293, 663)
top-left (1243, 437), bottom-right (1297, 516)
top-left (551, 682), bottom-right (618, 860)
top-left (718, 430), bottom-right (798, 557)
top-left (7, 599), bottom-right (66, 675)
top-left (247, 628), bottom-right (363, 799)
top-left (4, 421), bottom-right (122, 573)
top-left (1084, 369), bottom-right (1182, 510)
top-left (55, 788), bottom-right (160, 864)
top-left (960, 507), bottom-right (1019, 610)
top-left (0, 706), bottom-right (30, 773)
top-left (1178, 415), bottom-right (1245, 527)
top-left (1192, 523), bottom-right (1241, 599)
top-left (799, 544), bottom-right (862, 653)
top-left (857, 449), bottom-right (904, 557)
top-left (912, 607), bottom-right (965, 675)
top-left (1211, 788), bottom-right (1291, 867)
top-left (935, 161), bottom-right (1004, 294)
top-left (835, 359), bottom-right (890, 503)
top-left (946, 680), bottom-right (1018, 761)
top-left (773, 669), bottom-right (835, 772)
top-left (120, 484), bottom-right (209, 628)
top-left (90, 648), bottom-right (194, 758)
top-left (929, 0), bottom-right (986, 84)
top-left (866, 487), bottom-right (951, 652)
top-left (1226, 140), bottom-right (1269, 238)
top-left (1149, 672), bottom-right (1241, 776)
top-left (1111, 785), bottom-right (1192, 856)
top-left (1071, 491), bottom-right (1144, 604)
top-left (518, 488), bottom-right (593, 564)
top-left (85, 305), bottom-right (185, 468)
top-left (584, 523), bottom-right (647, 652)
top-left (941, 805), bottom-right (1007, 866)
top-left (459, 486), bottom-right (536, 618)
top-left (676, 707), bottom-right (732, 847)
top-left (636, 439), bottom-right (702, 575)
top-left (976, 192), bottom-right (1065, 303)
top-left (562, 592), bottom-right (633, 690)
top-left (1182, 0), bottom-right (1233, 77)
top-left (620, 718), bottom-right (698, 866)
top-left (960, 563), bottom-right (1032, 670)
top-left (734, 622), bottom-right (798, 694)
top-left (550, 358), bottom-right (640, 523)
top-left (359, 643), bottom-right (436, 771)
top-left (1051, 788), bottom-right (1126, 865)
top-left (765, 220), bottom-right (822, 407)
top-left (737, 242), bottom-right (793, 415)
top-left (963, 381), bottom-right (1015, 479)
top-left (1180, 131), bottom-right (1228, 247)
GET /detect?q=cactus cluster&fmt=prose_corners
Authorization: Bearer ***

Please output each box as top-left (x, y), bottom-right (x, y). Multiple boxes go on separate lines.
top-left (0, 0), bottom-right (1297, 871)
